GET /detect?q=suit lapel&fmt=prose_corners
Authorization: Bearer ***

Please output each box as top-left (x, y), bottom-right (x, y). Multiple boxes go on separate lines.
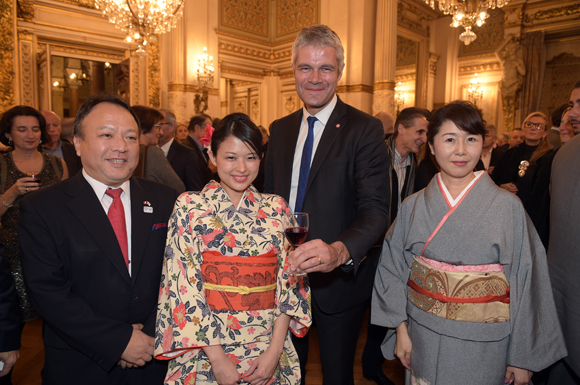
top-left (129, 177), bottom-right (154, 284)
top-left (167, 140), bottom-right (177, 163)
top-left (282, 110), bottom-right (303, 199)
top-left (65, 174), bottom-right (131, 283)
top-left (306, 98), bottom-right (348, 193)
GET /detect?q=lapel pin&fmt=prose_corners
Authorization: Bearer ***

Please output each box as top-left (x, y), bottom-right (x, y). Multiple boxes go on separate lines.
top-left (336, 124), bottom-right (341, 128)
top-left (143, 201), bottom-right (151, 206)
top-left (143, 201), bottom-right (153, 213)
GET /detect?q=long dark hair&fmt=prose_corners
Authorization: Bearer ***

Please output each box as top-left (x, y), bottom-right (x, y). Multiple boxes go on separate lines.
top-left (211, 113), bottom-right (263, 159)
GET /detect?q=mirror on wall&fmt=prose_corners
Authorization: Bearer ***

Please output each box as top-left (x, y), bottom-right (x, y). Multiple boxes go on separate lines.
top-left (396, 35), bottom-right (418, 110)
top-left (50, 56), bottom-right (122, 118)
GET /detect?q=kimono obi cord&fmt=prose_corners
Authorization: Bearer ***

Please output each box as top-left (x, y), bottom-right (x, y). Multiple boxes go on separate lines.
top-left (407, 256), bottom-right (510, 323)
top-left (201, 250), bottom-right (278, 311)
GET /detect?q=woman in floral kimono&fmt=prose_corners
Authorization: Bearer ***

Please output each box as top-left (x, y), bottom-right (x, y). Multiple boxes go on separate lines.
top-left (372, 101), bottom-right (566, 385)
top-left (155, 113), bottom-right (311, 385)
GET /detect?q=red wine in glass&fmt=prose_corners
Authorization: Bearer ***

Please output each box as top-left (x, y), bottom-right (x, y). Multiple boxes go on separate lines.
top-left (284, 226), bottom-right (308, 246)
top-left (285, 212), bottom-right (309, 276)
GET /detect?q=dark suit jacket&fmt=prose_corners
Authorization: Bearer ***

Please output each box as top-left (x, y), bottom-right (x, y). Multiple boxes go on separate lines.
top-left (62, 141), bottom-right (82, 176)
top-left (182, 136), bottom-right (213, 184)
top-left (265, 97), bottom-right (390, 314)
top-left (166, 139), bottom-right (207, 191)
top-left (0, 243), bottom-right (20, 352)
top-left (18, 173), bottom-right (178, 385)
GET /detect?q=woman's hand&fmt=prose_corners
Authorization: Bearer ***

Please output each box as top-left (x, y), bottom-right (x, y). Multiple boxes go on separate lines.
top-left (505, 366), bottom-right (532, 385)
top-left (394, 322), bottom-right (412, 371)
top-left (242, 347), bottom-right (280, 385)
top-left (202, 346), bottom-right (241, 385)
top-left (13, 177), bottom-right (40, 195)
top-left (499, 183), bottom-right (518, 194)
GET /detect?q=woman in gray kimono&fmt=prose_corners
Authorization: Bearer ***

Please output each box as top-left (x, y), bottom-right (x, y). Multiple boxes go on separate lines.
top-left (372, 101), bottom-right (566, 385)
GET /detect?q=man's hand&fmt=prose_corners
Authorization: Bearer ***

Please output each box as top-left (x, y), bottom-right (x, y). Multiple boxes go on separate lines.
top-left (120, 324), bottom-right (153, 367)
top-left (0, 350), bottom-right (19, 378)
top-left (289, 240), bottom-right (350, 274)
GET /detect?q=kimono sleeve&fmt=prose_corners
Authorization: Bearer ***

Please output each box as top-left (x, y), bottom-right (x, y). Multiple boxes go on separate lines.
top-left (273, 200), bottom-right (311, 338)
top-left (506, 207), bottom-right (567, 371)
top-left (155, 193), bottom-right (223, 359)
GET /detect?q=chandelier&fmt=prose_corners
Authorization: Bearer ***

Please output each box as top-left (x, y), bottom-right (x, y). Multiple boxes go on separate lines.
top-left (467, 73), bottom-right (483, 105)
top-left (95, 0), bottom-right (184, 57)
top-left (394, 82), bottom-right (405, 115)
top-left (194, 47), bottom-right (214, 114)
top-left (424, 0), bottom-right (510, 45)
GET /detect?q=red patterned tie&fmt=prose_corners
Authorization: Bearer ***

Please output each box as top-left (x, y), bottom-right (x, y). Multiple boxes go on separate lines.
top-left (105, 188), bottom-right (129, 268)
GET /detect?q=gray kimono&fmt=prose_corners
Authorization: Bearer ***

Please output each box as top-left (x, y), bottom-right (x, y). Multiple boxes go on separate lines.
top-left (372, 172), bottom-right (566, 385)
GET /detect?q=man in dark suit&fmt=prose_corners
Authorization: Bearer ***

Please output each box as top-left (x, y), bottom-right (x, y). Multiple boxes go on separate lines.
top-left (265, 25), bottom-right (389, 385)
top-left (41, 110), bottom-right (82, 176)
top-left (19, 95), bottom-right (178, 385)
top-left (158, 109), bottom-right (207, 191)
top-left (477, 124), bottom-right (504, 175)
top-left (0, 244), bottom-right (19, 381)
top-left (182, 113), bottom-right (213, 184)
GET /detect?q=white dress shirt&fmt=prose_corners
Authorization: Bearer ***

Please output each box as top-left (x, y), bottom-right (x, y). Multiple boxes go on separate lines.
top-left (83, 169), bottom-right (133, 276)
top-left (289, 95), bottom-right (338, 213)
top-left (160, 138), bottom-right (174, 157)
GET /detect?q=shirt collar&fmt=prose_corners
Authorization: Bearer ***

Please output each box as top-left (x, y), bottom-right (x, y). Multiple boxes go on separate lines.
top-left (160, 138), bottom-right (173, 156)
top-left (82, 169), bottom-right (131, 200)
top-left (301, 94), bottom-right (338, 127)
top-left (394, 148), bottom-right (411, 168)
top-left (42, 139), bottom-right (62, 151)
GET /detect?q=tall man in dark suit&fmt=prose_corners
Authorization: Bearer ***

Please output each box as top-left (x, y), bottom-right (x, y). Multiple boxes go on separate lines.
top-left (19, 95), bottom-right (178, 385)
top-left (182, 113), bottom-right (213, 184)
top-left (0, 244), bottom-right (19, 381)
top-left (265, 25), bottom-right (389, 385)
top-left (158, 109), bottom-right (206, 191)
top-left (41, 110), bottom-right (82, 176)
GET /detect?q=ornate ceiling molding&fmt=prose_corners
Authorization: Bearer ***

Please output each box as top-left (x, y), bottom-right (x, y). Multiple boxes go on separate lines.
top-left (276, 0), bottom-right (317, 38)
top-left (37, 38), bottom-right (126, 61)
top-left (459, 61), bottom-right (501, 73)
top-left (397, 1), bottom-right (432, 38)
top-left (523, 2), bottom-right (580, 27)
top-left (221, 0), bottom-right (269, 38)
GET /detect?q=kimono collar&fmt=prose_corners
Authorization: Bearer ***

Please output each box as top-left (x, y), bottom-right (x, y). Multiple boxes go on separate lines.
top-left (201, 181), bottom-right (264, 219)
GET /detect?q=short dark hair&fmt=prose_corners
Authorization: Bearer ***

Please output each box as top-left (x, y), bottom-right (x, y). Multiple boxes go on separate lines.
top-left (575, 80), bottom-right (580, 89)
top-left (0, 105), bottom-right (48, 146)
top-left (393, 107), bottom-right (431, 138)
top-left (427, 101), bottom-right (486, 144)
top-left (75, 94), bottom-right (139, 139)
top-left (188, 113), bottom-right (212, 133)
top-left (551, 103), bottom-right (570, 127)
top-left (211, 113), bottom-right (263, 159)
top-left (131, 105), bottom-right (164, 135)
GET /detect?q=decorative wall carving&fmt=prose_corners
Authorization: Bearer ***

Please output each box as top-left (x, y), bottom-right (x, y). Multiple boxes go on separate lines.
top-left (285, 95), bottom-right (296, 114)
top-left (504, 6), bottom-right (523, 28)
top-left (51, 0), bottom-right (95, 8)
top-left (130, 57), bottom-right (140, 106)
top-left (218, 40), bottom-right (292, 62)
top-left (429, 54), bottom-right (438, 76)
top-left (38, 48), bottom-right (49, 111)
top-left (235, 100), bottom-right (246, 113)
top-left (276, 0), bottom-right (317, 37)
top-left (524, 3), bottom-right (580, 27)
top-left (38, 39), bottom-right (126, 62)
top-left (460, 8), bottom-right (505, 56)
top-left (221, 66), bottom-right (265, 79)
top-left (168, 92), bottom-right (187, 124)
top-left (147, 41), bottom-right (160, 107)
top-left (221, 0), bottom-right (269, 37)
top-left (19, 39), bottom-right (35, 107)
top-left (397, 2), bottom-right (431, 38)
top-left (251, 98), bottom-right (259, 121)
top-left (17, 0), bottom-right (34, 21)
top-left (372, 89), bottom-right (395, 116)
top-left (459, 61), bottom-right (501, 73)
top-left (395, 73), bottom-right (416, 82)
top-left (397, 35), bottom-right (417, 66)
top-left (540, 52), bottom-right (580, 117)
top-left (0, 0), bottom-right (15, 113)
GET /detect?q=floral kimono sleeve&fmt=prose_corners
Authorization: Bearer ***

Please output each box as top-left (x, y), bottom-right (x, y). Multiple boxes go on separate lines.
top-left (155, 193), bottom-right (224, 359)
top-left (273, 199), bottom-right (311, 338)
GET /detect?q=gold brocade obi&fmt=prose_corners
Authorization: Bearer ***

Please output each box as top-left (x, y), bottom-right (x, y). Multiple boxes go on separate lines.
top-left (201, 250), bottom-right (278, 311)
top-left (407, 257), bottom-right (510, 323)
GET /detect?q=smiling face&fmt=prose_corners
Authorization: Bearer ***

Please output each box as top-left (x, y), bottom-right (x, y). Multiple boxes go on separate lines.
top-left (208, 135), bottom-right (260, 207)
top-left (523, 115), bottom-right (547, 146)
top-left (294, 45), bottom-right (343, 115)
top-left (559, 111), bottom-right (575, 144)
top-left (570, 87), bottom-right (580, 133)
top-left (395, 117), bottom-right (428, 159)
top-left (6, 116), bottom-right (42, 151)
top-left (73, 102), bottom-right (139, 187)
top-left (429, 120), bottom-right (483, 184)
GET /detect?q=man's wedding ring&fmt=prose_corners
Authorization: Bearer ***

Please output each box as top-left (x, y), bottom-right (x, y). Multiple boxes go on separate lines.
top-left (318, 257), bottom-right (322, 265)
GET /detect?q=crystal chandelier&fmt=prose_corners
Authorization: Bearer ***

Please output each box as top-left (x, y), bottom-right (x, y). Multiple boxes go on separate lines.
top-left (194, 47), bottom-right (214, 114)
top-left (394, 82), bottom-right (405, 115)
top-left (424, 0), bottom-right (510, 45)
top-left (467, 73), bottom-right (483, 105)
top-left (95, 0), bottom-right (184, 56)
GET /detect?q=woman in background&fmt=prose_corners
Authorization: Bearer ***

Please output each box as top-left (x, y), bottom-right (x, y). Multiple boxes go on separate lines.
top-left (372, 101), bottom-right (566, 385)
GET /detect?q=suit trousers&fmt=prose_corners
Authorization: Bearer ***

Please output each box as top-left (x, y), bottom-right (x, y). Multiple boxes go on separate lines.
top-left (292, 294), bottom-right (367, 385)
top-left (361, 316), bottom-right (388, 375)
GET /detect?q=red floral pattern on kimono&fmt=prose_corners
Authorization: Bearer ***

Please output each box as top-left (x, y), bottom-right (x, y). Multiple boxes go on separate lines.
top-left (155, 182), bottom-right (311, 384)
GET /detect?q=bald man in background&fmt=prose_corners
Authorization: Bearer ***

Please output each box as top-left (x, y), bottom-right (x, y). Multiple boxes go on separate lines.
top-left (41, 111), bottom-right (82, 176)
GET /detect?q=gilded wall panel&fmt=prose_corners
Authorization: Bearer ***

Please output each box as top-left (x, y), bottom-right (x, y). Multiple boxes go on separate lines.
top-left (51, 0), bottom-right (95, 9)
top-left (276, 0), bottom-right (317, 37)
top-left (460, 8), bottom-right (505, 56)
top-left (524, 3), bottom-right (580, 27)
top-left (397, 2), bottom-right (431, 38)
top-left (17, 0), bottom-right (34, 21)
top-left (221, 0), bottom-right (269, 37)
top-left (19, 38), bottom-right (35, 107)
top-left (397, 36), bottom-right (418, 66)
top-left (0, 0), bottom-right (15, 113)
top-left (148, 42), bottom-right (160, 108)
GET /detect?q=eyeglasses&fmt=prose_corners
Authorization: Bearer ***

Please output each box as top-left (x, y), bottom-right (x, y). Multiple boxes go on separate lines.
top-left (153, 124), bottom-right (162, 130)
top-left (524, 121), bottom-right (546, 130)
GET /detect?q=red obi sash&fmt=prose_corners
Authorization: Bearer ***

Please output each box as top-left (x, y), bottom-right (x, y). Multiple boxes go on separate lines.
top-left (201, 250), bottom-right (278, 311)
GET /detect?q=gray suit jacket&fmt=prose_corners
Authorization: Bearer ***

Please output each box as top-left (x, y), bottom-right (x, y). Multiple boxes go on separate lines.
top-left (548, 134), bottom-right (580, 376)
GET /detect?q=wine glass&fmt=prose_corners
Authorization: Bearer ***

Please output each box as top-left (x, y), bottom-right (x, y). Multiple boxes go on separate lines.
top-left (284, 212), bottom-right (309, 276)
top-left (26, 172), bottom-right (41, 187)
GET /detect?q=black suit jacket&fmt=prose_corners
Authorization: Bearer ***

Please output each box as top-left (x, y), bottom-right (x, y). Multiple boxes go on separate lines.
top-left (18, 173), bottom-right (178, 385)
top-left (182, 136), bottom-right (213, 184)
top-left (166, 139), bottom-right (207, 191)
top-left (62, 141), bottom-right (82, 176)
top-left (0, 243), bottom-right (20, 352)
top-left (265, 97), bottom-right (390, 314)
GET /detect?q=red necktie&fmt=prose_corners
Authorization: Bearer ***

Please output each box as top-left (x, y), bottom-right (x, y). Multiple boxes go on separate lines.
top-left (106, 188), bottom-right (129, 268)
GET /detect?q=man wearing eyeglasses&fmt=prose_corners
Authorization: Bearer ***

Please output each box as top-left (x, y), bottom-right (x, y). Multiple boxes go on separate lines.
top-left (158, 109), bottom-right (206, 191)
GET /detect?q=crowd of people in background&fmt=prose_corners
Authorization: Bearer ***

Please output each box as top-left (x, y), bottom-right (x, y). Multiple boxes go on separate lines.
top-left (1, 23), bottom-right (580, 385)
